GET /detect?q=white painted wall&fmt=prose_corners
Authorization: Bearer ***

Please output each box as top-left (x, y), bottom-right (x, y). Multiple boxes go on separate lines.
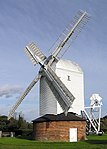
top-left (56, 59), bottom-right (84, 115)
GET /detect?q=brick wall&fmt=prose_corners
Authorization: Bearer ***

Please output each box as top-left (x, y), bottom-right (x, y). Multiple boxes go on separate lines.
top-left (33, 121), bottom-right (86, 141)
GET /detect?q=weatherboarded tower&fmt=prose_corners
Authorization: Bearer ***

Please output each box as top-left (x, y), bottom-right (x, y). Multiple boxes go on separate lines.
top-left (40, 59), bottom-right (84, 116)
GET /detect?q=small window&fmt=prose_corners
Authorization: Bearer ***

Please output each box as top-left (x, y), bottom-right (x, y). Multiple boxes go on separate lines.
top-left (67, 75), bottom-right (71, 81)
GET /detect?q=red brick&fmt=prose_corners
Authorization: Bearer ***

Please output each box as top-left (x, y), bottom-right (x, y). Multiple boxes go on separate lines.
top-left (33, 121), bottom-right (86, 141)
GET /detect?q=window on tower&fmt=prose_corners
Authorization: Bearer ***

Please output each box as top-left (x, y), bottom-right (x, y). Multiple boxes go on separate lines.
top-left (67, 75), bottom-right (71, 81)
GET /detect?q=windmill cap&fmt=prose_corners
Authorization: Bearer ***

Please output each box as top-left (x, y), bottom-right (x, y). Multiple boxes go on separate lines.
top-left (56, 59), bottom-right (83, 73)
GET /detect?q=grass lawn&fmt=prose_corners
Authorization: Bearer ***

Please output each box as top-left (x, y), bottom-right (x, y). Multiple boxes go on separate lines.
top-left (0, 135), bottom-right (107, 149)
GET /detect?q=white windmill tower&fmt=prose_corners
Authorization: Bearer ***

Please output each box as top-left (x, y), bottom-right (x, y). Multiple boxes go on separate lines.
top-left (8, 10), bottom-right (89, 120)
top-left (84, 94), bottom-right (103, 135)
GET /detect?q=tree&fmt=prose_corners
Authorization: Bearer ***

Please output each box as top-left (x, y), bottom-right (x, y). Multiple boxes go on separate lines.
top-left (100, 115), bottom-right (107, 133)
top-left (0, 116), bottom-right (9, 131)
top-left (0, 115), bottom-right (33, 132)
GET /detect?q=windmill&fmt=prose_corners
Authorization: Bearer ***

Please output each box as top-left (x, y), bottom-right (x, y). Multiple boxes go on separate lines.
top-left (84, 94), bottom-right (103, 135)
top-left (8, 10), bottom-right (89, 120)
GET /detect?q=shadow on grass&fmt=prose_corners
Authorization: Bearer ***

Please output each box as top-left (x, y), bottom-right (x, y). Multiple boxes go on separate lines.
top-left (86, 140), bottom-right (107, 144)
top-left (15, 131), bottom-right (33, 140)
top-left (16, 135), bottom-right (33, 140)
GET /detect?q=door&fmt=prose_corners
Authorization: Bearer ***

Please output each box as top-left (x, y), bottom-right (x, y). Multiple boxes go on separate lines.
top-left (69, 128), bottom-right (77, 142)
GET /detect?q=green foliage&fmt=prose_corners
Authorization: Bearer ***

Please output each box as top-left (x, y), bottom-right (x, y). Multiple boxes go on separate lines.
top-left (0, 116), bottom-right (9, 131)
top-left (0, 115), bottom-right (33, 134)
top-left (101, 115), bottom-right (107, 133)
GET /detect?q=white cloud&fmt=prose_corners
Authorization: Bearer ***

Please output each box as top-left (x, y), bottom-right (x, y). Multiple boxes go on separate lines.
top-left (0, 84), bottom-right (23, 98)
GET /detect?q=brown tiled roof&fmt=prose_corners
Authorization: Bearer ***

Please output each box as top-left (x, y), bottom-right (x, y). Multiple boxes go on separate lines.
top-left (32, 112), bottom-right (85, 122)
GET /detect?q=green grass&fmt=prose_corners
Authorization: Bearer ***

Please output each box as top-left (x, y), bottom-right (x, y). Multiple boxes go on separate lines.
top-left (0, 135), bottom-right (107, 149)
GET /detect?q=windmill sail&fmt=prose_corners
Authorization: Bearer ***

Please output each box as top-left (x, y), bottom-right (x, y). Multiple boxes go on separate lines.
top-left (43, 66), bottom-right (75, 113)
top-left (8, 74), bottom-right (41, 120)
top-left (25, 42), bottom-right (46, 66)
top-left (49, 10), bottom-right (89, 59)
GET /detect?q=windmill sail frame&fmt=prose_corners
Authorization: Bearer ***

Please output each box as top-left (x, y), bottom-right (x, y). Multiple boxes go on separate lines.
top-left (49, 10), bottom-right (90, 59)
top-left (42, 66), bottom-right (75, 113)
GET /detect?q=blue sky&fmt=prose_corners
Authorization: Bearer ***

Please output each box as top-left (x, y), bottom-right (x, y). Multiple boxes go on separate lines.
top-left (0, 0), bottom-right (107, 121)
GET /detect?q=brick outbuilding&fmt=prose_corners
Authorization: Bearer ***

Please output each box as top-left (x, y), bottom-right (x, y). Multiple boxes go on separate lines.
top-left (32, 112), bottom-right (86, 142)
